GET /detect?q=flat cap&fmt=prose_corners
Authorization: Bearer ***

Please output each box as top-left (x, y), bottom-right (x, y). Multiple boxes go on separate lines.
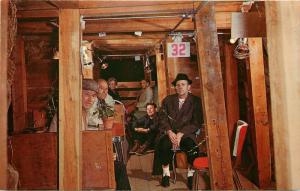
top-left (82, 79), bottom-right (98, 93)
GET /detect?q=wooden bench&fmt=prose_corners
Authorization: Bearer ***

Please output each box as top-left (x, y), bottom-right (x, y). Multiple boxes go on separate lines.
top-left (116, 81), bottom-right (155, 105)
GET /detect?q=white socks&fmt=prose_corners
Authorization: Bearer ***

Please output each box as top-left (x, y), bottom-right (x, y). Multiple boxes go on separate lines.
top-left (162, 165), bottom-right (194, 177)
top-left (162, 165), bottom-right (170, 177)
top-left (187, 168), bottom-right (195, 177)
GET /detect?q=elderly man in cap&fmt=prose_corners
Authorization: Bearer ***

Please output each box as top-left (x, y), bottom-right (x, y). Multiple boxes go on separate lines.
top-left (83, 79), bottom-right (131, 190)
top-left (82, 79), bottom-right (99, 130)
top-left (87, 79), bottom-right (116, 129)
top-left (158, 73), bottom-right (204, 189)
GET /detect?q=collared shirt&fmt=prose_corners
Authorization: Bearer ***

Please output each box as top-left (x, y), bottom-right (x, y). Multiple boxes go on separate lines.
top-left (178, 98), bottom-right (185, 110)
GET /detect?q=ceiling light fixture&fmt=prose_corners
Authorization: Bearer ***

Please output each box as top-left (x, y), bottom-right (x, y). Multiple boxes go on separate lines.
top-left (234, 38), bottom-right (250, 60)
top-left (134, 31), bottom-right (142, 37)
top-left (144, 54), bottom-right (152, 73)
top-left (98, 32), bottom-right (106, 37)
top-left (101, 63), bottom-right (109, 70)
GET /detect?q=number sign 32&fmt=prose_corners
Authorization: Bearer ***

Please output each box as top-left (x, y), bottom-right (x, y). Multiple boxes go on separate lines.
top-left (167, 42), bottom-right (190, 57)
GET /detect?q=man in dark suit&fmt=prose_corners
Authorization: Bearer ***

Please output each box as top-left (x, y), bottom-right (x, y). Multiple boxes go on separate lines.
top-left (158, 73), bottom-right (204, 189)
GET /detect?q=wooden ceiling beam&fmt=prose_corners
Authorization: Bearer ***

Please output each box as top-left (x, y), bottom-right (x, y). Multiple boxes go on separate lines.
top-left (47, 1), bottom-right (79, 9)
top-left (94, 46), bottom-right (153, 51)
top-left (18, 11), bottom-right (232, 35)
top-left (83, 33), bottom-right (166, 41)
top-left (79, 1), bottom-right (197, 9)
top-left (83, 12), bottom-right (232, 33)
top-left (95, 50), bottom-right (147, 55)
top-left (92, 39), bottom-right (160, 45)
top-left (16, 2), bottom-right (242, 18)
top-left (84, 17), bottom-right (193, 33)
top-left (17, 9), bottom-right (58, 18)
top-left (18, 22), bottom-right (54, 34)
top-left (80, 1), bottom-right (241, 16)
top-left (16, 1), bottom-right (55, 11)
top-left (80, 2), bottom-right (201, 17)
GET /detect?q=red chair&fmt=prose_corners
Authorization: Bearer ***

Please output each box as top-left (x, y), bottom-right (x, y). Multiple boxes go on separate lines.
top-left (192, 120), bottom-right (248, 190)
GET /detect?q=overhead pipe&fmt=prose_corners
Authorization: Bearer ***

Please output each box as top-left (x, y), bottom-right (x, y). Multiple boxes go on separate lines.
top-left (84, 14), bottom-right (182, 21)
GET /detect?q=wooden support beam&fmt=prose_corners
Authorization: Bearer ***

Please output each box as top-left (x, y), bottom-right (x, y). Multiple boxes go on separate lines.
top-left (17, 9), bottom-right (58, 18)
top-left (12, 36), bottom-right (27, 133)
top-left (59, 9), bottom-right (81, 190)
top-left (85, 17), bottom-right (194, 33)
top-left (265, 2), bottom-right (300, 189)
top-left (79, 2), bottom-right (203, 16)
top-left (16, 2), bottom-right (241, 19)
top-left (17, 12), bottom-right (233, 35)
top-left (80, 2), bottom-right (241, 16)
top-left (248, 38), bottom-right (271, 188)
top-left (224, 43), bottom-right (239, 147)
top-left (155, 48), bottom-right (167, 106)
top-left (93, 39), bottom-right (161, 46)
top-left (195, 2), bottom-right (234, 189)
top-left (84, 33), bottom-right (166, 41)
top-left (83, 12), bottom-right (232, 33)
top-left (0, 0), bottom-right (8, 189)
top-left (49, 1), bottom-right (79, 9)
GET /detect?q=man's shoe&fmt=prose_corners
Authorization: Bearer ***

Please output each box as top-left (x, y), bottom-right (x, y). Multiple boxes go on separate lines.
top-left (129, 140), bottom-right (140, 154)
top-left (187, 176), bottom-right (193, 190)
top-left (161, 175), bottom-right (170, 187)
top-left (135, 143), bottom-right (149, 156)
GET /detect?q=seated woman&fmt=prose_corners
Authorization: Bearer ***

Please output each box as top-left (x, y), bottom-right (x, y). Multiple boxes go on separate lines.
top-left (129, 103), bottom-right (159, 155)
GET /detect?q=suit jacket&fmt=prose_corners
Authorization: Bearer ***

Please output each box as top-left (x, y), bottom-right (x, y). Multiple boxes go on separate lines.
top-left (159, 93), bottom-right (203, 141)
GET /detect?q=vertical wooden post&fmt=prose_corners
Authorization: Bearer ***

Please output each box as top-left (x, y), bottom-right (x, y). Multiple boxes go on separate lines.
top-left (12, 36), bottom-right (28, 133)
top-left (195, 2), bottom-right (234, 189)
top-left (155, 48), bottom-right (167, 105)
top-left (0, 0), bottom-right (8, 189)
top-left (265, 2), bottom-right (300, 189)
top-left (163, 38), bottom-right (171, 94)
top-left (59, 9), bottom-right (81, 190)
top-left (224, 43), bottom-right (239, 147)
top-left (248, 38), bottom-right (271, 188)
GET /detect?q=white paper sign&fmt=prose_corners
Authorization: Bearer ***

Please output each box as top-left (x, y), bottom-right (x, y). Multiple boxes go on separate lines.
top-left (167, 42), bottom-right (190, 57)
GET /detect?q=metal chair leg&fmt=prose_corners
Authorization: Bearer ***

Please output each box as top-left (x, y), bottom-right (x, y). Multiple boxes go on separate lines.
top-left (172, 151), bottom-right (177, 184)
top-left (192, 170), bottom-right (199, 190)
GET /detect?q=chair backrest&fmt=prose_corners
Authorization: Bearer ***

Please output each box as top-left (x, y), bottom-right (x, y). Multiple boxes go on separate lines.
top-left (232, 120), bottom-right (248, 158)
top-left (112, 100), bottom-right (126, 137)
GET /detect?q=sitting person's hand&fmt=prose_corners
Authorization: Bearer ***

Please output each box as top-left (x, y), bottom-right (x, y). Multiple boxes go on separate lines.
top-left (167, 130), bottom-right (177, 146)
top-left (176, 132), bottom-right (184, 147)
top-left (135, 128), bottom-right (149, 133)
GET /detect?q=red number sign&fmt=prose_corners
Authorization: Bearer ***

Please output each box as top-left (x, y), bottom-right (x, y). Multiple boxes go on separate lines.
top-left (168, 42), bottom-right (190, 57)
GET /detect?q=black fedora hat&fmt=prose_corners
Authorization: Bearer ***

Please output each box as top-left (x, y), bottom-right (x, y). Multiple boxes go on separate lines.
top-left (171, 73), bottom-right (192, 86)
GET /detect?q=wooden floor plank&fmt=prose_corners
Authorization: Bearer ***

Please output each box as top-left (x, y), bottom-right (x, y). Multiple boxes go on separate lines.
top-left (127, 153), bottom-right (189, 191)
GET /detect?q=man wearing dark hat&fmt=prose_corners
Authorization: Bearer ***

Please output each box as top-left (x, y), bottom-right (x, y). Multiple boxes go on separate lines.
top-left (158, 73), bottom-right (204, 189)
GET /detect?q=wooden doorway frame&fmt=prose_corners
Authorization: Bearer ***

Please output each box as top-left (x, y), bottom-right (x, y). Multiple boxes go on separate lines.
top-left (0, 0), bottom-right (8, 189)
